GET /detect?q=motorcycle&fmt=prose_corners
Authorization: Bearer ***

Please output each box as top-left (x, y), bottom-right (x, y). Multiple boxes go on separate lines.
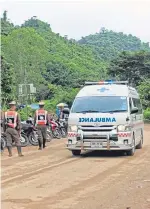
top-left (21, 119), bottom-right (53, 145)
top-left (20, 130), bottom-right (30, 147)
top-left (1, 132), bottom-right (6, 152)
top-left (21, 122), bottom-right (38, 146)
top-left (1, 130), bottom-right (29, 148)
top-left (49, 119), bottom-right (62, 139)
top-left (57, 119), bottom-right (68, 138)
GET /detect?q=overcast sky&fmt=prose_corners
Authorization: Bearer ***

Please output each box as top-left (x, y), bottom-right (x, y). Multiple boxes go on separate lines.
top-left (1, 0), bottom-right (150, 42)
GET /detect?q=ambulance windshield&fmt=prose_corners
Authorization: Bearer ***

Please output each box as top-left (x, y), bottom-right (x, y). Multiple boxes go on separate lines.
top-left (71, 96), bottom-right (128, 113)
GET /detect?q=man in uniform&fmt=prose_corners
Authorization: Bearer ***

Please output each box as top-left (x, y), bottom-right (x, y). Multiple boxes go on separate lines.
top-left (34, 101), bottom-right (49, 150)
top-left (3, 101), bottom-right (24, 157)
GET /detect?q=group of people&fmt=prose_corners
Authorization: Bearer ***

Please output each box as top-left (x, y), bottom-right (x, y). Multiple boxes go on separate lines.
top-left (1, 101), bottom-right (67, 157)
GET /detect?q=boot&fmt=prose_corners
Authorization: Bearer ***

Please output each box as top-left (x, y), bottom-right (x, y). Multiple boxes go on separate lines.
top-left (7, 147), bottom-right (12, 157)
top-left (38, 140), bottom-right (42, 150)
top-left (17, 146), bottom-right (24, 157)
top-left (43, 139), bottom-right (46, 149)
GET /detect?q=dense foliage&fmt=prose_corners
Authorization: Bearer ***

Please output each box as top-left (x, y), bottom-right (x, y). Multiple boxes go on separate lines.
top-left (78, 28), bottom-right (150, 61)
top-left (1, 15), bottom-right (107, 107)
top-left (1, 11), bottom-right (14, 36)
top-left (1, 12), bottom-right (150, 118)
top-left (108, 51), bottom-right (150, 87)
top-left (1, 55), bottom-right (15, 104)
top-left (108, 51), bottom-right (150, 116)
top-left (138, 79), bottom-right (150, 109)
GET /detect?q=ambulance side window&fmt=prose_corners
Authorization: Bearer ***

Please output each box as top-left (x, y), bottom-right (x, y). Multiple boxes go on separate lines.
top-left (132, 98), bottom-right (142, 114)
top-left (129, 98), bottom-right (132, 112)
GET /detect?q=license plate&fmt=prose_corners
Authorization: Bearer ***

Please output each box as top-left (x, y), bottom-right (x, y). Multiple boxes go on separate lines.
top-left (91, 142), bottom-right (103, 148)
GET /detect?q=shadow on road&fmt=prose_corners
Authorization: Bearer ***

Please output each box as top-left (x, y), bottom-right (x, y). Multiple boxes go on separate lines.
top-left (81, 150), bottom-right (127, 158)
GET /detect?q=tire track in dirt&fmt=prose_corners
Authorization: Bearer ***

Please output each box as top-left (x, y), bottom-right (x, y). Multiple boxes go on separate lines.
top-left (2, 129), bottom-right (149, 187)
top-left (1, 140), bottom-right (66, 162)
top-left (2, 154), bottom-right (73, 181)
top-left (2, 146), bottom-right (69, 176)
top-left (4, 146), bottom-right (149, 209)
top-left (25, 147), bottom-right (150, 209)
top-left (2, 156), bottom-right (82, 186)
top-left (2, 126), bottom-right (150, 209)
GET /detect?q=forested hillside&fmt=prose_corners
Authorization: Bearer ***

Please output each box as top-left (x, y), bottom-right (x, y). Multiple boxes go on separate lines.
top-left (1, 12), bottom-right (150, 117)
top-left (1, 14), bottom-right (107, 107)
top-left (78, 27), bottom-right (150, 60)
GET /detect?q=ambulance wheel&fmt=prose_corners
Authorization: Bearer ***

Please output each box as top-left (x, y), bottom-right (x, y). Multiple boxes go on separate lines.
top-left (72, 150), bottom-right (81, 156)
top-left (126, 135), bottom-right (135, 156)
top-left (136, 130), bottom-right (143, 149)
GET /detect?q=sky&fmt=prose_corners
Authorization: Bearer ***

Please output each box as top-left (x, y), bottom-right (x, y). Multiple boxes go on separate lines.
top-left (1, 0), bottom-right (150, 42)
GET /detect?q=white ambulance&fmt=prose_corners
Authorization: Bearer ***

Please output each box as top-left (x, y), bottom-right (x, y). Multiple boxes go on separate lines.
top-left (66, 80), bottom-right (144, 156)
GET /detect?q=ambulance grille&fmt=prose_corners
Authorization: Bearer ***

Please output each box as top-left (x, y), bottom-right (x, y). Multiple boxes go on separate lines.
top-left (80, 125), bottom-right (114, 132)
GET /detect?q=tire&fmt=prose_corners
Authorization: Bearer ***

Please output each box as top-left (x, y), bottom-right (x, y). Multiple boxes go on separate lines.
top-left (72, 150), bottom-right (81, 156)
top-left (126, 135), bottom-right (135, 156)
top-left (136, 130), bottom-right (143, 149)
top-left (53, 129), bottom-right (62, 139)
top-left (61, 128), bottom-right (67, 138)
top-left (28, 132), bottom-right (38, 146)
top-left (20, 134), bottom-right (29, 147)
top-left (1, 137), bottom-right (6, 151)
top-left (46, 130), bottom-right (53, 142)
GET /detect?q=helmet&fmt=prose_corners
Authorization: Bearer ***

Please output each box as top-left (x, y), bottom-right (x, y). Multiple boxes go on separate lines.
top-left (9, 101), bottom-right (16, 105)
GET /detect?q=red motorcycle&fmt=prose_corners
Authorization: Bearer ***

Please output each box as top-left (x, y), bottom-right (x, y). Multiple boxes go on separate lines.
top-left (49, 119), bottom-right (62, 139)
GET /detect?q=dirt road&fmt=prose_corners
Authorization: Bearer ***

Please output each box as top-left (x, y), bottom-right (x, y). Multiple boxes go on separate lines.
top-left (1, 125), bottom-right (150, 209)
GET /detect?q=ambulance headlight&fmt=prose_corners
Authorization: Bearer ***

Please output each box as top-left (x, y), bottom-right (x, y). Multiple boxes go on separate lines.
top-left (117, 125), bottom-right (131, 132)
top-left (68, 125), bottom-right (78, 132)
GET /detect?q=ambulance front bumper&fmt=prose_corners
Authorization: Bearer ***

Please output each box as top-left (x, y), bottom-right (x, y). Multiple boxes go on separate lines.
top-left (66, 132), bottom-right (133, 151)
top-left (67, 143), bottom-right (134, 151)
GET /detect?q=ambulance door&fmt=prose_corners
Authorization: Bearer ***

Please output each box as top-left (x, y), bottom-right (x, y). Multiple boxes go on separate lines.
top-left (132, 98), bottom-right (143, 144)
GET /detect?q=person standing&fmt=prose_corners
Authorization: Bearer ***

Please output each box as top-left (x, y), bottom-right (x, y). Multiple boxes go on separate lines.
top-left (34, 101), bottom-right (49, 150)
top-left (3, 101), bottom-right (24, 157)
top-left (56, 106), bottom-right (60, 120)
top-left (59, 106), bottom-right (64, 120)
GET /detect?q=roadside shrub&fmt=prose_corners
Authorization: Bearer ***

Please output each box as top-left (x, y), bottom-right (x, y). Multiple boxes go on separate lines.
top-left (144, 108), bottom-right (150, 121)
top-left (18, 106), bottom-right (35, 121)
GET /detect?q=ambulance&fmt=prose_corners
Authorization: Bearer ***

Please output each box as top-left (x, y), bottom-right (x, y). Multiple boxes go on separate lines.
top-left (66, 80), bottom-right (144, 156)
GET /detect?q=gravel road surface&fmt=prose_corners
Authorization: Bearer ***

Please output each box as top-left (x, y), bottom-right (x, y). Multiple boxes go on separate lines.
top-left (1, 125), bottom-right (150, 209)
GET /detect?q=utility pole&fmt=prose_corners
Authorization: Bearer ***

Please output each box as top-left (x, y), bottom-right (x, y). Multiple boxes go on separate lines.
top-left (24, 67), bottom-right (28, 116)
top-left (18, 51), bottom-right (36, 115)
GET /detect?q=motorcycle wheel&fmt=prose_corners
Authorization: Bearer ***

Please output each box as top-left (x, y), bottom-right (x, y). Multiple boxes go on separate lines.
top-left (61, 128), bottom-right (67, 138)
top-left (28, 132), bottom-right (38, 146)
top-left (1, 137), bottom-right (6, 151)
top-left (46, 130), bottom-right (53, 142)
top-left (20, 134), bottom-right (29, 147)
top-left (53, 128), bottom-right (62, 139)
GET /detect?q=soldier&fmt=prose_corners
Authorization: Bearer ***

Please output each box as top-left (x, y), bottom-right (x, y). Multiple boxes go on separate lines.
top-left (3, 101), bottom-right (24, 157)
top-left (34, 101), bottom-right (49, 150)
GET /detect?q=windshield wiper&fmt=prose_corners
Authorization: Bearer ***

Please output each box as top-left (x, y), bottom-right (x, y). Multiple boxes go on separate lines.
top-left (76, 110), bottom-right (100, 113)
top-left (102, 110), bottom-right (127, 113)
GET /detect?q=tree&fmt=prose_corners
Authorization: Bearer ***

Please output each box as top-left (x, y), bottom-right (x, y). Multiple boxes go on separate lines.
top-left (2, 27), bottom-right (48, 89)
top-left (1, 11), bottom-right (14, 35)
top-left (108, 51), bottom-right (150, 86)
top-left (1, 55), bottom-right (15, 104)
top-left (138, 79), bottom-right (150, 108)
top-left (3, 10), bottom-right (7, 21)
top-left (78, 29), bottom-right (150, 61)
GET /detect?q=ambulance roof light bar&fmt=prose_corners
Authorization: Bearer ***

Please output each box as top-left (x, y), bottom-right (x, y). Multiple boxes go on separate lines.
top-left (84, 80), bottom-right (128, 85)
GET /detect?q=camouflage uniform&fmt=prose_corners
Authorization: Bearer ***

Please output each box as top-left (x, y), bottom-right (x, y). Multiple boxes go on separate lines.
top-left (34, 102), bottom-right (49, 150)
top-left (3, 101), bottom-right (23, 157)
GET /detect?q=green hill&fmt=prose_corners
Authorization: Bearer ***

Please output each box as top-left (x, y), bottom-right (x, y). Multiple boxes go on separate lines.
top-left (2, 17), bottom-right (107, 103)
top-left (78, 28), bottom-right (150, 60)
top-left (1, 13), bottom-right (150, 111)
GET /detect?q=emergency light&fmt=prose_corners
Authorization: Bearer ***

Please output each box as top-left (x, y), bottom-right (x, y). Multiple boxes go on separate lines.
top-left (84, 80), bottom-right (128, 85)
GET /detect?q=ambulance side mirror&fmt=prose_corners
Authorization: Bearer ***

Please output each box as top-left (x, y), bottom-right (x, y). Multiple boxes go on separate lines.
top-left (131, 107), bottom-right (138, 114)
